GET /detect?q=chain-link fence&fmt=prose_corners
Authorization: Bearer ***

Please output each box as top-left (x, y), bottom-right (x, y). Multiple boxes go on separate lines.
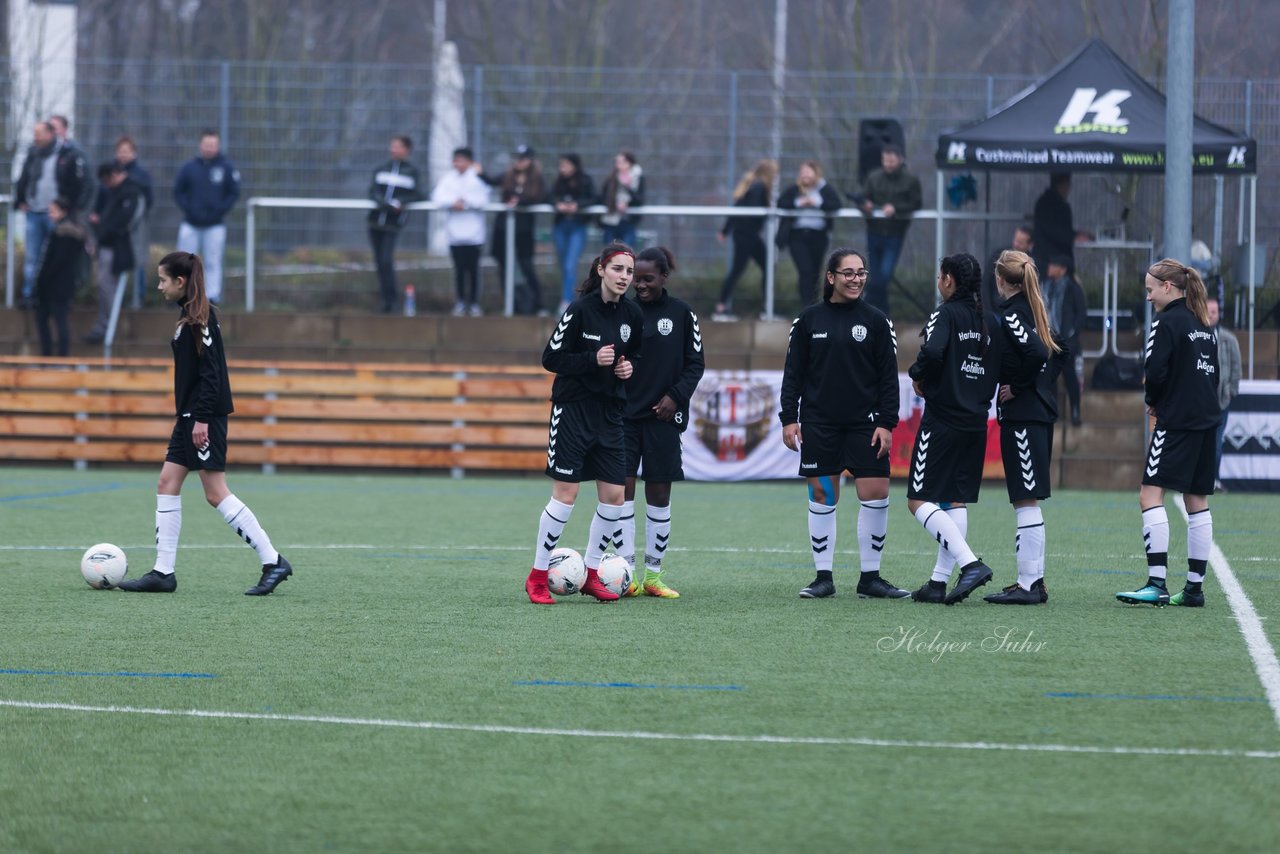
top-left (3, 58), bottom-right (1276, 318)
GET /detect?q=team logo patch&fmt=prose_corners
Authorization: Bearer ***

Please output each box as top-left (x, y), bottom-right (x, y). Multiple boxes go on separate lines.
top-left (851, 324), bottom-right (868, 342)
top-left (657, 318), bottom-right (674, 336)
top-left (620, 324), bottom-right (632, 342)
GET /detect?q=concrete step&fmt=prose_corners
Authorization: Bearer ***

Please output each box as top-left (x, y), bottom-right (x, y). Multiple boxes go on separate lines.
top-left (1058, 454), bottom-right (1145, 492)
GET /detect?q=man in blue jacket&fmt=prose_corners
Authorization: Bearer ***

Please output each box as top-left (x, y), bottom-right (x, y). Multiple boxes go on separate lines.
top-left (174, 130), bottom-right (240, 304)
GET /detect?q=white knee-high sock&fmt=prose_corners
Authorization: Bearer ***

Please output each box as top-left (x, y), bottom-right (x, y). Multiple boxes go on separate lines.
top-left (915, 503), bottom-right (977, 573)
top-left (1142, 505), bottom-right (1170, 582)
top-left (154, 494), bottom-right (182, 574)
top-left (217, 495), bottom-right (279, 566)
top-left (930, 506), bottom-right (968, 582)
top-left (617, 500), bottom-right (636, 569)
top-left (809, 500), bottom-right (837, 572)
top-left (857, 498), bottom-right (889, 574)
top-left (1186, 509), bottom-right (1212, 584)
top-left (1015, 506), bottom-right (1045, 588)
top-left (645, 504), bottom-right (672, 573)
top-left (585, 503), bottom-right (623, 568)
top-left (532, 498), bottom-right (574, 571)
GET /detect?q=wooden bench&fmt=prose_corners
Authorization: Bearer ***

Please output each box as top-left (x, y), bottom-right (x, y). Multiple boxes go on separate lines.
top-left (0, 356), bottom-right (555, 473)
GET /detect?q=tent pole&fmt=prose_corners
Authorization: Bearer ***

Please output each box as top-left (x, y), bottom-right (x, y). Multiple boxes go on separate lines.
top-left (1248, 174), bottom-right (1256, 380)
top-left (935, 170), bottom-right (945, 291)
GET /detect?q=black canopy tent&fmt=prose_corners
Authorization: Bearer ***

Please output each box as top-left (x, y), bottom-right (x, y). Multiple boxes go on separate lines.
top-left (933, 39), bottom-right (1261, 372)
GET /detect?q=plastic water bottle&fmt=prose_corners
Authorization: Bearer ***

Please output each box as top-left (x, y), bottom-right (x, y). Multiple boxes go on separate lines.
top-left (403, 284), bottom-right (416, 317)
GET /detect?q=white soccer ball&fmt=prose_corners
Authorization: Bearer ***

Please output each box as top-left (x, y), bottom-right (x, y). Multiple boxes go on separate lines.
top-left (547, 547), bottom-right (586, 596)
top-left (596, 553), bottom-right (633, 597)
top-left (80, 543), bottom-right (128, 590)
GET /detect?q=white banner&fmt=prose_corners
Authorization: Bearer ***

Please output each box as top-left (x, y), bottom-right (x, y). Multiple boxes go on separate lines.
top-left (1222, 380), bottom-right (1280, 492)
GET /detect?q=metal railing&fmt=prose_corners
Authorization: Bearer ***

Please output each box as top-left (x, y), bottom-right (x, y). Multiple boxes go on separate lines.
top-left (2, 194), bottom-right (12, 308)
top-left (246, 197), bottom-right (1023, 318)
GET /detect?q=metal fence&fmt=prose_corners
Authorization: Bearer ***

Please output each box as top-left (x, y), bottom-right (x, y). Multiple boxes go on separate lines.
top-left (2, 58), bottom-right (1276, 315)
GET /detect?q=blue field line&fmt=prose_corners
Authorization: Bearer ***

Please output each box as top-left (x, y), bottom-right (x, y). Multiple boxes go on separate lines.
top-left (516, 679), bottom-right (744, 691)
top-left (0, 484), bottom-right (128, 504)
top-left (1046, 691), bottom-right (1264, 703)
top-left (0, 668), bottom-right (216, 679)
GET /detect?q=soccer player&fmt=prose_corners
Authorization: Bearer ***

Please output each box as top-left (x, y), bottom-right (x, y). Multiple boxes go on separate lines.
top-left (618, 247), bottom-right (705, 599)
top-left (780, 248), bottom-right (907, 599)
top-left (119, 252), bottom-right (292, 595)
top-left (907, 253), bottom-right (1001, 605)
top-left (983, 250), bottom-right (1063, 605)
top-left (525, 243), bottom-right (644, 605)
top-left (1116, 260), bottom-right (1221, 608)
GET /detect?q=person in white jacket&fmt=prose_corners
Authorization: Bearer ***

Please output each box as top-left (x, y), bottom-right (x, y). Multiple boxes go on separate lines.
top-left (432, 147), bottom-right (491, 316)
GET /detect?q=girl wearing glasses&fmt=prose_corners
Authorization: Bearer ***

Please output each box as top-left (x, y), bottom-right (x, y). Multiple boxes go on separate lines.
top-left (779, 248), bottom-right (907, 600)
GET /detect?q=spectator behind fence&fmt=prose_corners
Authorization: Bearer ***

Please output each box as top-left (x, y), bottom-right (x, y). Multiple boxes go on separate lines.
top-left (551, 153), bottom-right (596, 314)
top-left (48, 115), bottom-right (97, 216)
top-left (33, 198), bottom-right (87, 357)
top-left (431, 146), bottom-right (491, 317)
top-left (599, 151), bottom-right (645, 247)
top-left (859, 144), bottom-right (922, 315)
top-left (983, 224), bottom-right (1033, 316)
top-left (113, 136), bottom-right (154, 304)
top-left (776, 160), bottom-right (841, 307)
top-left (174, 130), bottom-right (240, 305)
top-left (14, 121), bottom-right (89, 306)
top-left (490, 144), bottom-right (548, 316)
top-left (715, 158), bottom-right (777, 321)
top-left (1042, 255), bottom-right (1087, 426)
top-left (85, 163), bottom-right (144, 344)
top-left (1207, 296), bottom-right (1241, 492)
top-left (1032, 171), bottom-right (1090, 277)
top-left (367, 134), bottom-right (425, 314)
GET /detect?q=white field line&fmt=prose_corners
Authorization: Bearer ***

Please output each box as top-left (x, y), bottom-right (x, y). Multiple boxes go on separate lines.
top-left (1, 698), bottom-right (1277, 760)
top-left (1175, 496), bottom-right (1280, 730)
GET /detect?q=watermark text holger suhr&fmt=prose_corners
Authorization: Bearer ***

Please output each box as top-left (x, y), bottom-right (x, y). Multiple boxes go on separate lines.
top-left (877, 626), bottom-right (1047, 663)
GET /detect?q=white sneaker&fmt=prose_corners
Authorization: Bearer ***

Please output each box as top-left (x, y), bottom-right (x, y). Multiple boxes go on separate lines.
top-left (451, 302), bottom-right (467, 316)
top-left (468, 304), bottom-right (483, 317)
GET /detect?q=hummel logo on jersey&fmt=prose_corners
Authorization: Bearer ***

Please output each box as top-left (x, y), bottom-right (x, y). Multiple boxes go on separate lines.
top-left (1015, 428), bottom-right (1036, 491)
top-left (800, 462), bottom-right (818, 469)
top-left (657, 318), bottom-right (674, 336)
top-left (201, 327), bottom-right (213, 348)
top-left (690, 312), bottom-right (703, 352)
top-left (582, 332), bottom-right (602, 341)
top-left (887, 319), bottom-right (898, 355)
top-left (549, 313), bottom-right (573, 350)
top-left (1145, 429), bottom-right (1166, 478)
top-left (1005, 313), bottom-right (1029, 345)
top-left (811, 331), bottom-right (828, 339)
top-left (1145, 319), bottom-right (1160, 360)
top-left (924, 311), bottom-right (939, 341)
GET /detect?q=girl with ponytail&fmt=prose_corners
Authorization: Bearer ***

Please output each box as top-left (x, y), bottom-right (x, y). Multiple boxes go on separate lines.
top-left (1116, 258), bottom-right (1221, 608)
top-left (119, 251), bottom-right (294, 595)
top-left (983, 249), bottom-right (1064, 604)
top-left (905, 252), bottom-right (1002, 605)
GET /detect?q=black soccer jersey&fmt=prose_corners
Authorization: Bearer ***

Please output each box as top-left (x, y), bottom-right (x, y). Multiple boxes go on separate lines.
top-left (908, 295), bottom-right (1000, 431)
top-left (1144, 297), bottom-right (1221, 430)
top-left (171, 302), bottom-right (233, 420)
top-left (995, 291), bottom-right (1058, 424)
top-left (779, 297), bottom-right (900, 430)
top-left (623, 290), bottom-right (705, 429)
top-left (542, 291), bottom-right (644, 404)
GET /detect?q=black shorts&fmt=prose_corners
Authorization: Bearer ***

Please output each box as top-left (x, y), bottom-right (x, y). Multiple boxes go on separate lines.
top-left (797, 422), bottom-right (890, 479)
top-left (624, 418), bottom-right (685, 482)
top-left (906, 415), bottom-right (986, 503)
top-left (165, 415), bottom-right (228, 471)
top-left (1000, 422), bottom-right (1053, 502)
top-left (1142, 426), bottom-right (1217, 496)
top-left (545, 399), bottom-right (626, 485)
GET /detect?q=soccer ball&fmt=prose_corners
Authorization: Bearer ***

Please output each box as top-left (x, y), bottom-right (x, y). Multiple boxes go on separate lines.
top-left (547, 547), bottom-right (586, 596)
top-left (596, 553), bottom-right (633, 597)
top-left (80, 543), bottom-right (128, 589)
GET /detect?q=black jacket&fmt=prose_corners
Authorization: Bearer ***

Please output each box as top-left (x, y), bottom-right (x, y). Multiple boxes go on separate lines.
top-left (995, 292), bottom-right (1059, 424)
top-left (624, 291), bottom-right (705, 429)
top-left (909, 295), bottom-right (1001, 431)
top-left (367, 159), bottom-right (425, 231)
top-left (775, 182), bottom-right (841, 247)
top-left (171, 302), bottom-right (234, 421)
top-left (174, 154), bottom-right (241, 227)
top-left (15, 141), bottom-right (92, 213)
top-left (1144, 298), bottom-right (1221, 430)
top-left (542, 291), bottom-right (644, 404)
top-left (780, 296), bottom-right (900, 430)
top-left (95, 177), bottom-right (145, 273)
top-left (35, 219), bottom-right (88, 302)
top-left (551, 173), bottom-right (596, 226)
top-left (599, 170), bottom-right (646, 227)
top-left (1032, 187), bottom-right (1075, 275)
top-left (722, 180), bottom-right (770, 237)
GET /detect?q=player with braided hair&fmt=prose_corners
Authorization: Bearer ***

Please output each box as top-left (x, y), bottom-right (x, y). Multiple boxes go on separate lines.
top-left (906, 252), bottom-right (1002, 605)
top-left (1116, 259), bottom-right (1220, 608)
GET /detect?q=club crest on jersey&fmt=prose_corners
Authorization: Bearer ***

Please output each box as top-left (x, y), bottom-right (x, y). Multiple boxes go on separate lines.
top-left (657, 318), bottom-right (674, 336)
top-left (851, 324), bottom-right (868, 342)
top-left (620, 324), bottom-right (632, 342)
